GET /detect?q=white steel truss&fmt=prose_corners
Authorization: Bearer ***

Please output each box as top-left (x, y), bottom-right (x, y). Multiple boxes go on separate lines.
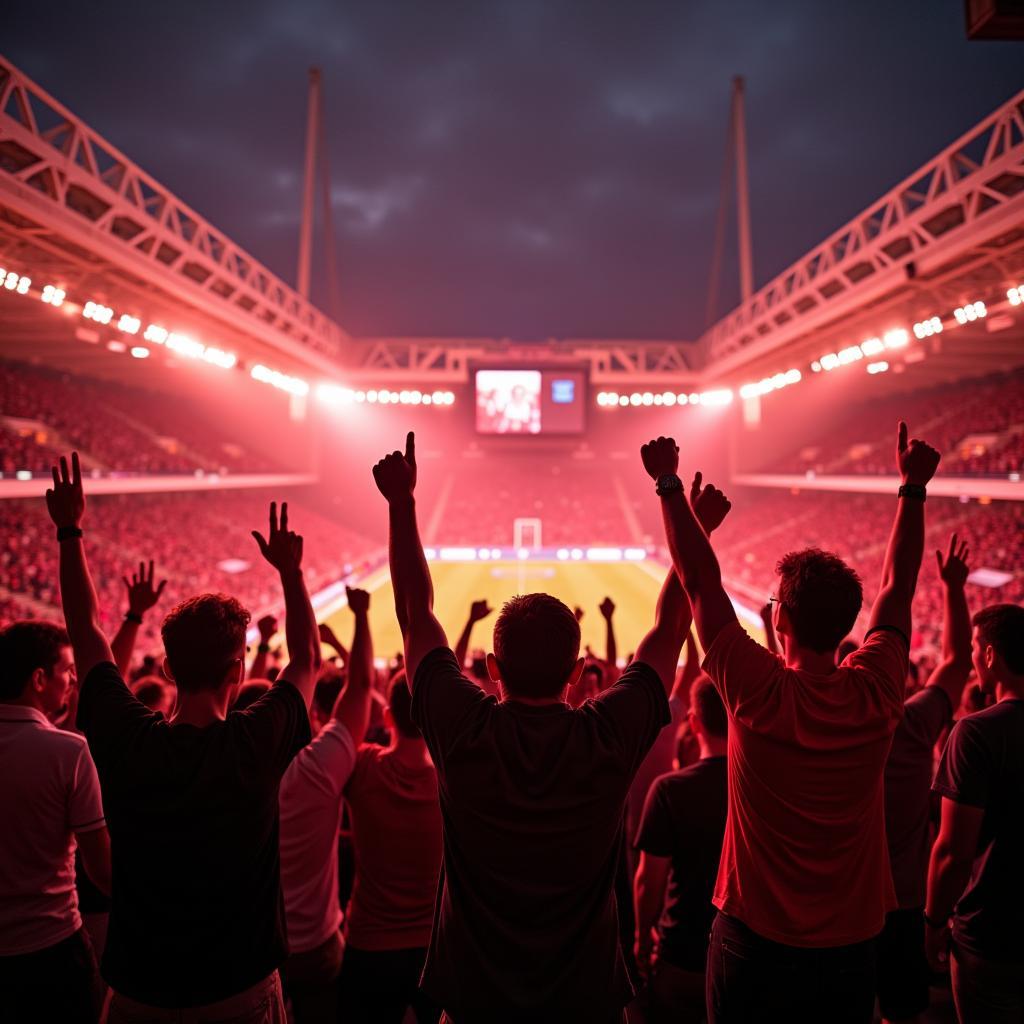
top-left (0, 55), bottom-right (345, 363)
top-left (700, 90), bottom-right (1024, 373)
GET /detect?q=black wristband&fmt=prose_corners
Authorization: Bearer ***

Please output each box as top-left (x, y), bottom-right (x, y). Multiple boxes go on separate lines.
top-left (56, 526), bottom-right (83, 542)
top-left (124, 611), bottom-right (143, 625)
top-left (257, 642), bottom-right (271, 653)
top-left (898, 483), bottom-right (927, 502)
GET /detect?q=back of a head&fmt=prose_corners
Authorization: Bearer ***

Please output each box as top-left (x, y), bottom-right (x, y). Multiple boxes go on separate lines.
top-left (132, 675), bottom-right (171, 713)
top-left (776, 549), bottom-right (863, 655)
top-left (689, 674), bottom-right (728, 738)
top-left (973, 603), bottom-right (1024, 677)
top-left (161, 593), bottom-right (251, 693)
top-left (0, 620), bottom-right (70, 700)
top-left (312, 666), bottom-right (344, 722)
top-left (231, 680), bottom-right (271, 712)
top-left (387, 671), bottom-right (421, 739)
top-left (493, 593), bottom-right (581, 699)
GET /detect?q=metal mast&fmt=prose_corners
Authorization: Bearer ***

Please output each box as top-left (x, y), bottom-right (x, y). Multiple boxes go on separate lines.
top-left (296, 67), bottom-right (321, 300)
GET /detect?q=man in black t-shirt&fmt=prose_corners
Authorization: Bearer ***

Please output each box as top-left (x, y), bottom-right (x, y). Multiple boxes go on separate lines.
top-left (371, 434), bottom-right (731, 1023)
top-left (927, 602), bottom-right (1024, 1024)
top-left (634, 673), bottom-right (728, 1023)
top-left (45, 453), bottom-right (320, 1017)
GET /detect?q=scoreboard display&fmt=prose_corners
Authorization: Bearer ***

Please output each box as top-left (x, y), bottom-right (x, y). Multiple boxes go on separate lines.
top-left (475, 368), bottom-right (587, 435)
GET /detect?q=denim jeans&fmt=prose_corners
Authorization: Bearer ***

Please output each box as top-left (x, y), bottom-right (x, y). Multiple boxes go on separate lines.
top-left (706, 912), bottom-right (876, 1024)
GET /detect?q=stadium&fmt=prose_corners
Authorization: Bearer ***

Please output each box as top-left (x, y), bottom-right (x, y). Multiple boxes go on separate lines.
top-left (1, 6), bottom-right (1023, 1024)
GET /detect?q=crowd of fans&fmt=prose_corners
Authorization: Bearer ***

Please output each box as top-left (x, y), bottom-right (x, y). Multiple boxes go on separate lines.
top-left (0, 490), bottom-right (380, 656)
top-left (1, 418), bottom-right (1022, 1024)
top-left (0, 359), bottom-right (282, 476)
top-left (768, 367), bottom-right (1024, 477)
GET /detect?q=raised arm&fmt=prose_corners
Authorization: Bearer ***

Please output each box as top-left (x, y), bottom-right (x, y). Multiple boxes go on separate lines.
top-left (318, 621), bottom-right (349, 667)
top-left (111, 560), bottom-right (167, 677)
top-left (454, 600), bottom-right (493, 670)
top-left (867, 421), bottom-right (940, 639)
top-left (759, 602), bottom-right (779, 655)
top-left (599, 597), bottom-right (618, 668)
top-left (252, 502), bottom-right (321, 708)
top-left (46, 453), bottom-right (114, 680)
top-left (925, 535), bottom-right (974, 709)
top-left (641, 437), bottom-right (736, 653)
top-left (331, 587), bottom-right (374, 742)
top-left (635, 479), bottom-right (731, 692)
top-left (372, 432), bottom-right (447, 687)
top-left (249, 614), bottom-right (278, 679)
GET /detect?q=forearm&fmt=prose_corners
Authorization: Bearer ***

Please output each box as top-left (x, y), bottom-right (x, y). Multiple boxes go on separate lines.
top-left (661, 491), bottom-right (723, 599)
top-left (634, 860), bottom-right (666, 947)
top-left (110, 618), bottom-right (140, 677)
top-left (605, 617), bottom-right (617, 668)
top-left (636, 570), bottom-right (693, 693)
top-left (880, 496), bottom-right (925, 596)
top-left (454, 619), bottom-right (474, 669)
top-left (281, 569), bottom-right (320, 672)
top-left (926, 840), bottom-right (972, 923)
top-left (388, 499), bottom-right (434, 633)
top-left (249, 645), bottom-right (270, 680)
top-left (58, 539), bottom-right (102, 639)
top-left (942, 584), bottom-right (972, 664)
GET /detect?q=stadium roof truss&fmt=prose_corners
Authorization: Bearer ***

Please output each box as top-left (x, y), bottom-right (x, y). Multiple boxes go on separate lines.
top-left (0, 55), bottom-right (346, 372)
top-left (700, 90), bottom-right (1024, 378)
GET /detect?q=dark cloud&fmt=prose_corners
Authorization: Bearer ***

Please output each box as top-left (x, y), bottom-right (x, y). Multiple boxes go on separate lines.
top-left (5, 0), bottom-right (1022, 339)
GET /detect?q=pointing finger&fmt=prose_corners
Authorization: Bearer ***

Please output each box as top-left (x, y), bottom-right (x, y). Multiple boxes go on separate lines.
top-left (406, 431), bottom-right (416, 465)
top-left (898, 421), bottom-right (908, 453)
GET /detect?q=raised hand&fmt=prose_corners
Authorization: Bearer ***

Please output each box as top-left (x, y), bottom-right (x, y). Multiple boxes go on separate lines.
top-left (346, 586), bottom-right (371, 615)
top-left (122, 560), bottom-right (167, 617)
top-left (574, 606), bottom-right (585, 623)
top-left (45, 452), bottom-right (85, 529)
top-left (640, 436), bottom-right (680, 481)
top-left (690, 472), bottom-right (732, 534)
top-left (897, 421), bottom-right (941, 486)
top-left (936, 534), bottom-right (970, 589)
top-left (257, 614), bottom-right (278, 643)
top-left (372, 431), bottom-right (417, 502)
top-left (318, 622), bottom-right (344, 651)
top-left (252, 501), bottom-right (304, 575)
top-left (469, 599), bottom-right (493, 623)
top-left (599, 597), bottom-right (615, 620)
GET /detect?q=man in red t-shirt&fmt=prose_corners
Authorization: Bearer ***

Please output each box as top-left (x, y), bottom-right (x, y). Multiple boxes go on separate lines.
top-left (338, 671), bottom-right (443, 1023)
top-left (640, 422), bottom-right (940, 1024)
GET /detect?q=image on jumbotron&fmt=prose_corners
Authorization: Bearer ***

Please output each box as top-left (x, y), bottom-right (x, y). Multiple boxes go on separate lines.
top-left (1, 3), bottom-right (1022, 1022)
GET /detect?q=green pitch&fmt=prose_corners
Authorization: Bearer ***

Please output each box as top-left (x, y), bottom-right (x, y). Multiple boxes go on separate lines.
top-left (322, 559), bottom-right (672, 665)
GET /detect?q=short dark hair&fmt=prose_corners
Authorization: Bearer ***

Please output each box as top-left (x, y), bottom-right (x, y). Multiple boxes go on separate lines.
top-left (689, 675), bottom-right (727, 738)
top-left (132, 676), bottom-right (169, 712)
top-left (493, 594), bottom-right (581, 699)
top-left (231, 680), bottom-right (270, 712)
top-left (973, 604), bottom-right (1024, 675)
top-left (776, 549), bottom-right (863, 654)
top-left (0, 620), bottom-right (71, 700)
top-left (161, 594), bottom-right (250, 693)
top-left (312, 667), bottom-right (344, 720)
top-left (387, 671), bottom-right (420, 738)
top-left (583, 662), bottom-right (604, 687)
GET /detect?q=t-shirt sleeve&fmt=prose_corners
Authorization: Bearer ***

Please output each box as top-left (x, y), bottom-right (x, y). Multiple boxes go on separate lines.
top-left (634, 774), bottom-right (674, 855)
top-left (701, 620), bottom-right (783, 718)
top-left (230, 681), bottom-right (313, 780)
top-left (933, 716), bottom-right (991, 809)
top-left (901, 686), bottom-right (952, 750)
top-left (68, 741), bottom-right (106, 834)
top-left (76, 661), bottom-right (159, 771)
top-left (587, 660), bottom-right (671, 776)
top-left (844, 629), bottom-right (909, 718)
top-left (282, 719), bottom-right (357, 802)
top-left (411, 647), bottom-right (492, 768)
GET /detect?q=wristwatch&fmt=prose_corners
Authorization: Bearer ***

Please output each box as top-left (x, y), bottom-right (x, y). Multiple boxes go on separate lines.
top-left (656, 474), bottom-right (683, 497)
top-left (898, 483), bottom-right (927, 501)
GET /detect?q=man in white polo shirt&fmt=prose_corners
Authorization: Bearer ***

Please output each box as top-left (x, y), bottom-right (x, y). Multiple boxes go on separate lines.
top-left (0, 620), bottom-right (111, 1023)
top-left (278, 587), bottom-right (374, 1022)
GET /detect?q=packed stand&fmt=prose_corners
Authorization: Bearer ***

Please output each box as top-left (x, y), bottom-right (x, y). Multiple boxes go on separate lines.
top-left (0, 359), bottom-right (284, 476)
top-left (767, 366), bottom-right (1024, 477)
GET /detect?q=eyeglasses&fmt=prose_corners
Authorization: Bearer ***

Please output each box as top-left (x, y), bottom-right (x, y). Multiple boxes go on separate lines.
top-left (767, 595), bottom-right (779, 607)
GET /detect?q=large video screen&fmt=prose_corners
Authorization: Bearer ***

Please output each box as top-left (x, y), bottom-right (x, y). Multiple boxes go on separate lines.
top-left (475, 369), bottom-right (586, 435)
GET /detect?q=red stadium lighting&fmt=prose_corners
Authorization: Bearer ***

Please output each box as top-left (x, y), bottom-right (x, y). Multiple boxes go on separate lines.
top-left (144, 324), bottom-right (168, 344)
top-left (866, 361), bottom-right (889, 374)
top-left (82, 301), bottom-right (113, 324)
top-left (1007, 287), bottom-right (1022, 306)
top-left (117, 314), bottom-right (141, 334)
top-left (41, 285), bottom-right (65, 306)
top-left (883, 328), bottom-right (909, 349)
top-left (250, 363), bottom-right (309, 396)
top-left (130, 346), bottom-right (150, 359)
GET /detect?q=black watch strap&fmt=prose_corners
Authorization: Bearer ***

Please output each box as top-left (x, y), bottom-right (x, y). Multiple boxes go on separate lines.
top-left (257, 642), bottom-right (271, 653)
top-left (124, 611), bottom-right (143, 625)
top-left (656, 474), bottom-right (683, 497)
top-left (898, 483), bottom-right (927, 501)
top-left (56, 525), bottom-right (83, 542)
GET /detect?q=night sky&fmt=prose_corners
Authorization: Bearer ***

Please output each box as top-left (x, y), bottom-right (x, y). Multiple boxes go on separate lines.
top-left (5, 1), bottom-right (1023, 341)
